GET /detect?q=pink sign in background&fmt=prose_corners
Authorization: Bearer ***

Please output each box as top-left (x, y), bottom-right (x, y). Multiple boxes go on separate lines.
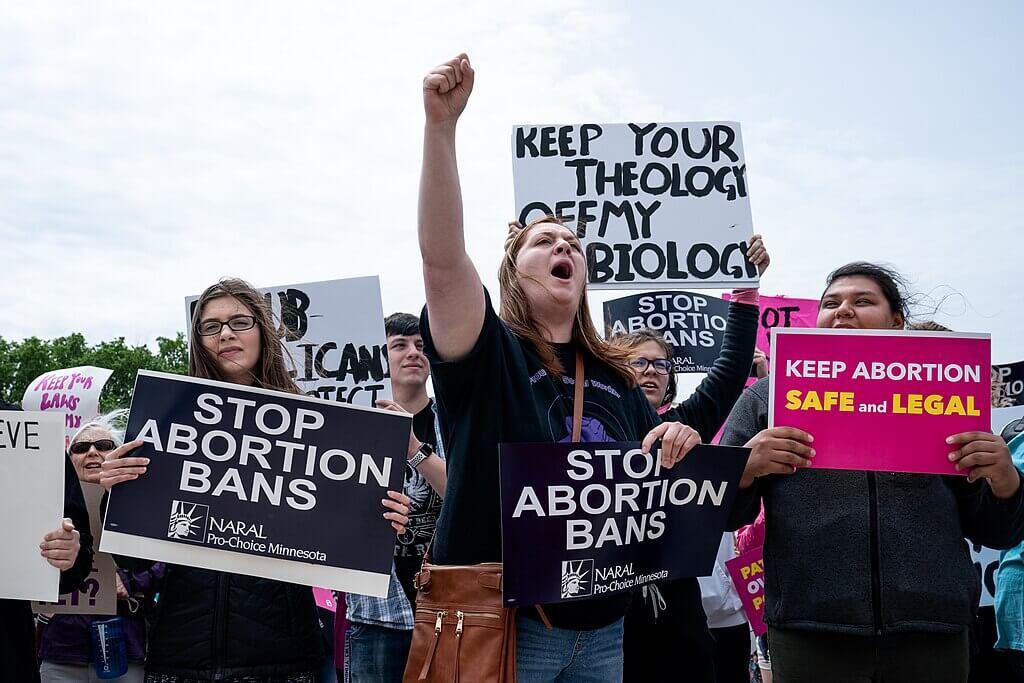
top-left (770, 329), bottom-right (991, 475)
top-left (724, 294), bottom-right (819, 357)
top-left (726, 547), bottom-right (766, 636)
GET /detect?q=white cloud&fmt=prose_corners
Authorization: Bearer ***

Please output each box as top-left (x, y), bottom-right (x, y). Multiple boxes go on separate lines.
top-left (2, 1), bottom-right (1020, 364)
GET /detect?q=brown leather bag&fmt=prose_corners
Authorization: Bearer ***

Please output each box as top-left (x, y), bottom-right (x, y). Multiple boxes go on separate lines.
top-left (402, 353), bottom-right (585, 683)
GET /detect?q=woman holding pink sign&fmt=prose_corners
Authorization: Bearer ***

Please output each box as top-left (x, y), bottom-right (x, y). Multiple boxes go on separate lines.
top-left (721, 261), bottom-right (1024, 683)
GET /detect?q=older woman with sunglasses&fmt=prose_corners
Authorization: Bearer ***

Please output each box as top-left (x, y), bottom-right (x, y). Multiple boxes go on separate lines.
top-left (38, 411), bottom-right (164, 683)
top-left (612, 238), bottom-right (768, 683)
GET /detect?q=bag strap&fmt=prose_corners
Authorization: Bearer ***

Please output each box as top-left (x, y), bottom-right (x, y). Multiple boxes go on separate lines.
top-left (572, 351), bottom-right (584, 442)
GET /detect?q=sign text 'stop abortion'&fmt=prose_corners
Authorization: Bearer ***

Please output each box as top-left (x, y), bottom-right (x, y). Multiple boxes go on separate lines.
top-left (512, 123), bottom-right (757, 289)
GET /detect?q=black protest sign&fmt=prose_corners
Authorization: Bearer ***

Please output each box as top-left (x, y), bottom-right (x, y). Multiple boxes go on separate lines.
top-left (499, 442), bottom-right (749, 606)
top-left (512, 122), bottom-right (757, 289)
top-left (603, 291), bottom-right (731, 373)
top-left (995, 360), bottom-right (1024, 407)
top-left (101, 371), bottom-right (408, 596)
top-left (186, 276), bottom-right (391, 407)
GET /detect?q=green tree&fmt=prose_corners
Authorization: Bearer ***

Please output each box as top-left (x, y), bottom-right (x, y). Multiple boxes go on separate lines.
top-left (0, 333), bottom-right (189, 412)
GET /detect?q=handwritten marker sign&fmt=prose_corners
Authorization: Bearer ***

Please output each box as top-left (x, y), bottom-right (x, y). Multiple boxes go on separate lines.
top-left (22, 366), bottom-right (114, 448)
top-left (0, 411), bottom-right (64, 602)
top-left (725, 547), bottom-right (766, 636)
top-left (769, 329), bottom-right (991, 475)
top-left (512, 122), bottom-right (758, 289)
top-left (186, 277), bottom-right (391, 408)
top-left (101, 371), bottom-right (409, 597)
top-left (603, 291), bottom-right (731, 372)
top-left (34, 483), bottom-right (118, 615)
top-left (499, 442), bottom-right (748, 606)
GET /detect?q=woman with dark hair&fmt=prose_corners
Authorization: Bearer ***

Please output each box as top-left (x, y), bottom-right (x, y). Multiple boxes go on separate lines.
top-left (612, 242), bottom-right (767, 683)
top-left (417, 54), bottom-right (701, 682)
top-left (100, 278), bottom-right (411, 683)
top-left (721, 261), bottom-right (1024, 683)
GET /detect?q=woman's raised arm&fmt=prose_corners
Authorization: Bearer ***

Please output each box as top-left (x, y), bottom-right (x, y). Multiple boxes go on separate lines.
top-left (419, 53), bottom-right (485, 362)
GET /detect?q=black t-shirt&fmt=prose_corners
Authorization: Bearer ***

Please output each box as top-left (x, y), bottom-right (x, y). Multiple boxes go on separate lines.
top-left (393, 400), bottom-right (444, 605)
top-left (421, 289), bottom-right (659, 630)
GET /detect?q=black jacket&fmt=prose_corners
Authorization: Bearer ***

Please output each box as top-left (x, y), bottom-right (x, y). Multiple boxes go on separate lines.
top-left (0, 400), bottom-right (93, 683)
top-left (722, 378), bottom-right (1024, 636)
top-left (117, 560), bottom-right (324, 678)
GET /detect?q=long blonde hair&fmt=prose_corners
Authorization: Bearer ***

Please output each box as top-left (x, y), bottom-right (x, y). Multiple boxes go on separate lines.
top-left (498, 215), bottom-right (635, 387)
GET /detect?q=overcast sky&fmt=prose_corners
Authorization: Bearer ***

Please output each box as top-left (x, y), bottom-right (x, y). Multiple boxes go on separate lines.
top-left (2, 1), bottom-right (1020, 362)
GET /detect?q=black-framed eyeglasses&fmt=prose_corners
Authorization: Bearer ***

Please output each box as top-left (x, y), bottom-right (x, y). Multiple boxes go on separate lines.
top-left (69, 439), bottom-right (116, 455)
top-left (629, 358), bottom-right (673, 375)
top-left (197, 315), bottom-right (257, 337)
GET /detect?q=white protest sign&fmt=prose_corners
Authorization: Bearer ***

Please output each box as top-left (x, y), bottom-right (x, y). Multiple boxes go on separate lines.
top-left (0, 411), bottom-right (64, 601)
top-left (186, 276), bottom-right (391, 407)
top-left (512, 122), bottom-right (757, 290)
top-left (34, 483), bottom-right (118, 615)
top-left (22, 366), bottom-right (114, 448)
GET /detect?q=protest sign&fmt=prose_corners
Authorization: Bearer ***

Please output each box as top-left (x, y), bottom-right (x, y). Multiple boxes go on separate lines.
top-left (313, 587), bottom-right (338, 613)
top-left (22, 366), bottom-right (114, 447)
top-left (603, 291), bottom-right (730, 373)
top-left (968, 542), bottom-right (1000, 608)
top-left (34, 483), bottom-right (118, 615)
top-left (995, 360), bottom-right (1024, 407)
top-left (723, 293), bottom-right (819, 358)
top-left (101, 371), bottom-right (409, 597)
top-left (769, 329), bottom-right (991, 475)
top-left (0, 411), bottom-right (64, 601)
top-left (499, 442), bottom-right (748, 606)
top-left (725, 547), bottom-right (766, 636)
top-left (186, 276), bottom-right (391, 408)
top-left (994, 405), bottom-right (1024, 443)
top-left (512, 122), bottom-right (757, 289)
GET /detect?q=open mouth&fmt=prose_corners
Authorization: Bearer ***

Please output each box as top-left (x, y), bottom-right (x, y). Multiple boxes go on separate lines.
top-left (551, 262), bottom-right (573, 281)
top-left (640, 381), bottom-right (660, 391)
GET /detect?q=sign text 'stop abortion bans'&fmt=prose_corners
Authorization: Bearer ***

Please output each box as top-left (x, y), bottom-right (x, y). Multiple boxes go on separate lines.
top-left (102, 371), bottom-right (408, 596)
top-left (512, 123), bottom-right (757, 289)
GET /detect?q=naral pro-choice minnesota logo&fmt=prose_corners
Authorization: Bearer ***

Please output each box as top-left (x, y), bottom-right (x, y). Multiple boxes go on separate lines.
top-left (167, 500), bottom-right (209, 542)
top-left (560, 559), bottom-right (594, 599)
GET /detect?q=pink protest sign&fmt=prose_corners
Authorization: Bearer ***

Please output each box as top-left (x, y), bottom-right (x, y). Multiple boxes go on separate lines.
top-left (770, 329), bottom-right (991, 475)
top-left (724, 293), bottom-right (819, 357)
top-left (313, 586), bottom-right (338, 612)
top-left (725, 547), bottom-right (766, 636)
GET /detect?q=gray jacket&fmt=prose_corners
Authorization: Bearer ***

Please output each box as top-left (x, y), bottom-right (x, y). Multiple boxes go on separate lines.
top-left (722, 377), bottom-right (1024, 636)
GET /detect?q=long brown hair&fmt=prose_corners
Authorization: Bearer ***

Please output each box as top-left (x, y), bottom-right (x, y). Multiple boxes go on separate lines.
top-left (498, 215), bottom-right (635, 386)
top-left (189, 278), bottom-right (301, 394)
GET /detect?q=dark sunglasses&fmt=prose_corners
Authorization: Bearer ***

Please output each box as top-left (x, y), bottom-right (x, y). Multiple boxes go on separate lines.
top-left (629, 358), bottom-right (673, 375)
top-left (69, 439), bottom-right (116, 455)
top-left (197, 315), bottom-right (257, 337)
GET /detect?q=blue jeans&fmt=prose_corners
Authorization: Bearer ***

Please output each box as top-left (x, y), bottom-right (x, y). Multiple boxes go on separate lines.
top-left (516, 614), bottom-right (624, 683)
top-left (344, 622), bottom-right (412, 683)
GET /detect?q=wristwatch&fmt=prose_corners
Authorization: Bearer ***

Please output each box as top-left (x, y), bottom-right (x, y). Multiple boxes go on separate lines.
top-left (409, 442), bottom-right (434, 469)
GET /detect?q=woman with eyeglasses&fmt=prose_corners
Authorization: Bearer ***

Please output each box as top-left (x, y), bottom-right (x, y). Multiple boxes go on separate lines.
top-left (100, 278), bottom-right (411, 683)
top-left (612, 238), bottom-right (768, 683)
top-left (38, 411), bottom-right (164, 683)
